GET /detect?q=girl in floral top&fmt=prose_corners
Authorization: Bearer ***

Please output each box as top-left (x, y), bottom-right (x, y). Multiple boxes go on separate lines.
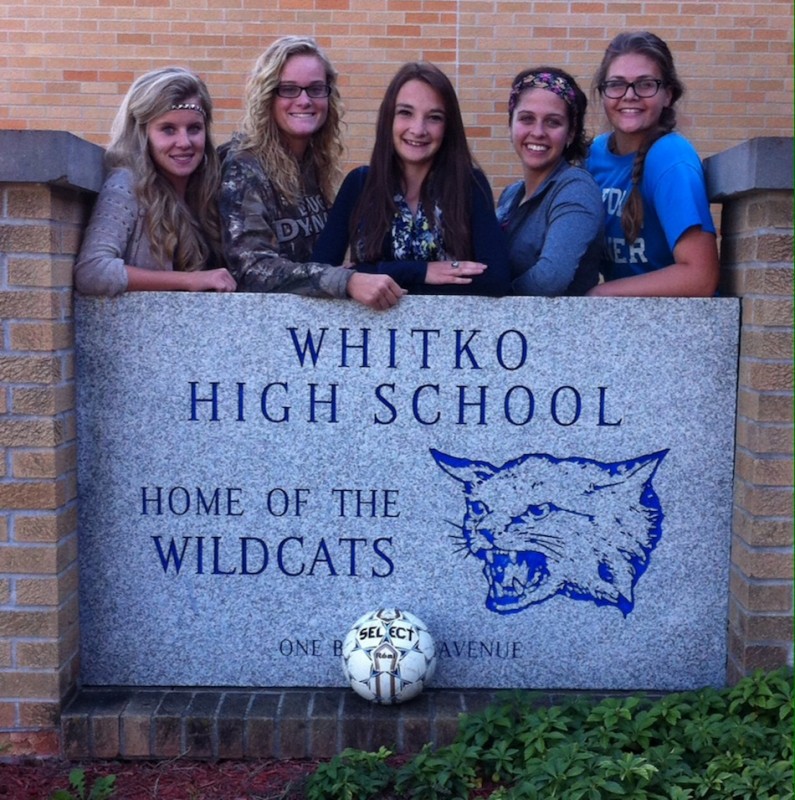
top-left (312, 62), bottom-right (511, 295)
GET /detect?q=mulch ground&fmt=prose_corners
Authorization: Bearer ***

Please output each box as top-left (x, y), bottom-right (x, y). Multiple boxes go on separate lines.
top-left (0, 759), bottom-right (320, 800)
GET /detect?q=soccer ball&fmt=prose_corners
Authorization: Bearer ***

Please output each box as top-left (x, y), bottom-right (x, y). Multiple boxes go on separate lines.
top-left (341, 608), bottom-right (437, 704)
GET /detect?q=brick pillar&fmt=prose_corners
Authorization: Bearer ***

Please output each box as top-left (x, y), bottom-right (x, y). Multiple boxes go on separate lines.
top-left (706, 137), bottom-right (794, 682)
top-left (0, 132), bottom-right (103, 756)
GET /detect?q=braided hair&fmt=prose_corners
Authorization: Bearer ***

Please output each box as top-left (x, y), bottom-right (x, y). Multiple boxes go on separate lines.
top-left (593, 32), bottom-right (684, 243)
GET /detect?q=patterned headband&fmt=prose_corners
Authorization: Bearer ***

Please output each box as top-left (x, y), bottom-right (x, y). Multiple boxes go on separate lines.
top-left (170, 102), bottom-right (206, 118)
top-left (508, 72), bottom-right (578, 119)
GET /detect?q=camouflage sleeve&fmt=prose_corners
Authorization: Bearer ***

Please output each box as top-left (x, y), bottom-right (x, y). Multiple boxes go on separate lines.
top-left (219, 154), bottom-right (352, 298)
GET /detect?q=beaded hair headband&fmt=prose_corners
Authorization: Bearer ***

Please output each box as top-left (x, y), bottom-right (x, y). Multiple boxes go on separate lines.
top-left (508, 72), bottom-right (578, 119)
top-left (170, 102), bottom-right (206, 117)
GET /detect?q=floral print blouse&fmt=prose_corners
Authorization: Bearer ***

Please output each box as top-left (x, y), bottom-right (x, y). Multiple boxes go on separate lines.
top-left (390, 193), bottom-right (447, 261)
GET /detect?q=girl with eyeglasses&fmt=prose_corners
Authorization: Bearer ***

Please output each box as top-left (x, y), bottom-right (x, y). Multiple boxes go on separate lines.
top-left (496, 67), bottom-right (603, 296)
top-left (585, 31), bottom-right (719, 296)
top-left (312, 62), bottom-right (511, 296)
top-left (74, 67), bottom-right (235, 295)
top-left (219, 36), bottom-right (404, 310)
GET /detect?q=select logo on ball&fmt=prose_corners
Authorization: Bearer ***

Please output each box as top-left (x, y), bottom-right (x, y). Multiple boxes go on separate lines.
top-left (342, 608), bottom-right (437, 704)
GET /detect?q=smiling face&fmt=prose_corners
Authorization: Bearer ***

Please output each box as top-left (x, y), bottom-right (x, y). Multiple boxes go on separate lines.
top-left (391, 79), bottom-right (447, 177)
top-left (273, 54), bottom-right (329, 157)
top-left (510, 88), bottom-right (573, 188)
top-left (602, 52), bottom-right (672, 154)
top-left (146, 98), bottom-right (206, 196)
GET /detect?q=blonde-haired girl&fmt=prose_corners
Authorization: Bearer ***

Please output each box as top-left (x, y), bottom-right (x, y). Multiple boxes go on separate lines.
top-left (220, 35), bottom-right (403, 310)
top-left (75, 66), bottom-right (235, 295)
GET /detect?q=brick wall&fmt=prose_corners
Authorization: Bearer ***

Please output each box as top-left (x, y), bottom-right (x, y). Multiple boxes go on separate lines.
top-left (0, 185), bottom-right (81, 756)
top-left (0, 133), bottom-right (103, 757)
top-left (1, 1), bottom-right (792, 196)
top-left (706, 138), bottom-right (795, 682)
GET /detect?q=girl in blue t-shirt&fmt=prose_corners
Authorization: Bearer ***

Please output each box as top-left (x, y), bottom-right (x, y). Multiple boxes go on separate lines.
top-left (585, 31), bottom-right (719, 297)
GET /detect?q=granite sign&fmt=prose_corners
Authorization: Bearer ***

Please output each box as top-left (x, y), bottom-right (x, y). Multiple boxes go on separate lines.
top-left (75, 294), bottom-right (739, 690)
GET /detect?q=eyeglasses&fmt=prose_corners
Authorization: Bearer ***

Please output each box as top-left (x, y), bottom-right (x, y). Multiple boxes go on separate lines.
top-left (274, 83), bottom-right (332, 99)
top-left (599, 79), bottom-right (664, 99)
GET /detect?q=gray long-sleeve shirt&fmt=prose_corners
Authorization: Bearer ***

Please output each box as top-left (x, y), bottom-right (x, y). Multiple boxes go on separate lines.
top-left (496, 161), bottom-right (603, 296)
top-left (73, 168), bottom-right (160, 296)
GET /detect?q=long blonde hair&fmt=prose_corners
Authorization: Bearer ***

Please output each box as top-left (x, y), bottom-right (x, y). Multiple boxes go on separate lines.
top-left (235, 36), bottom-right (344, 203)
top-left (105, 66), bottom-right (222, 271)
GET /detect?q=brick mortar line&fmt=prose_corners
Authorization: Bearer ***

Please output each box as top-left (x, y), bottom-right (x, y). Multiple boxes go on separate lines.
top-left (237, 690), bottom-right (257, 759)
top-left (731, 540), bottom-right (795, 556)
top-left (734, 447), bottom-right (795, 459)
top-left (729, 565), bottom-right (793, 585)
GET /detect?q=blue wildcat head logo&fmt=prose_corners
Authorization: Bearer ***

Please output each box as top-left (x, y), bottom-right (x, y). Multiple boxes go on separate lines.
top-left (431, 449), bottom-right (668, 616)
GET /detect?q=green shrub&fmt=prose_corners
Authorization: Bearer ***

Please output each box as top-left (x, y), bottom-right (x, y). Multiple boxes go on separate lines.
top-left (305, 746), bottom-right (393, 800)
top-left (50, 768), bottom-right (116, 800)
top-left (393, 742), bottom-right (481, 799)
top-left (303, 668), bottom-right (794, 800)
